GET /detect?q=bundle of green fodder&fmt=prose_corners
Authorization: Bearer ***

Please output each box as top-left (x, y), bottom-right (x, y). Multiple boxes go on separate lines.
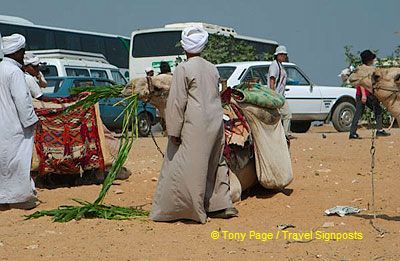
top-left (26, 85), bottom-right (149, 222)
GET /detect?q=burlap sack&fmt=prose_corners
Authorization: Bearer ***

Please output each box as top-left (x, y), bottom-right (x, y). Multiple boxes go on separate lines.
top-left (237, 103), bottom-right (293, 189)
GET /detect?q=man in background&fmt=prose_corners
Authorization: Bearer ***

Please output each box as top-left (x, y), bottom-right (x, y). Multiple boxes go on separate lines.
top-left (158, 61), bottom-right (172, 75)
top-left (23, 52), bottom-right (46, 100)
top-left (349, 50), bottom-right (390, 139)
top-left (145, 67), bottom-right (154, 77)
top-left (268, 45), bottom-right (294, 139)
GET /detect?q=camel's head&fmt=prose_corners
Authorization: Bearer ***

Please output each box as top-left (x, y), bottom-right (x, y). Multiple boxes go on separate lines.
top-left (348, 64), bottom-right (376, 91)
top-left (122, 77), bottom-right (148, 98)
top-left (371, 68), bottom-right (400, 120)
top-left (371, 68), bottom-right (400, 91)
top-left (122, 74), bottom-right (172, 101)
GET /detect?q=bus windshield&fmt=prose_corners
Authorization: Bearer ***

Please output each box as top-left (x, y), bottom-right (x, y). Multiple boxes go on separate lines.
top-left (132, 31), bottom-right (182, 57)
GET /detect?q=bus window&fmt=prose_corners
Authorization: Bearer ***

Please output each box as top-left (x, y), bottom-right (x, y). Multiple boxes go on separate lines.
top-left (25, 28), bottom-right (56, 50)
top-left (104, 37), bottom-right (128, 69)
top-left (81, 35), bottom-right (106, 56)
top-left (132, 31), bottom-right (182, 57)
top-left (237, 39), bottom-right (277, 59)
top-left (90, 69), bottom-right (108, 79)
top-left (129, 27), bottom-right (278, 79)
top-left (55, 31), bottom-right (81, 50)
top-left (111, 70), bottom-right (127, 85)
top-left (66, 68), bottom-right (90, 77)
top-left (1, 20), bottom-right (130, 75)
top-left (0, 23), bottom-right (27, 38)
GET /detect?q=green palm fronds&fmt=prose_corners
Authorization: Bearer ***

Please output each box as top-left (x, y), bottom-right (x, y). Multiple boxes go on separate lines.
top-left (67, 85), bottom-right (125, 111)
top-left (26, 199), bottom-right (149, 222)
top-left (26, 86), bottom-right (149, 222)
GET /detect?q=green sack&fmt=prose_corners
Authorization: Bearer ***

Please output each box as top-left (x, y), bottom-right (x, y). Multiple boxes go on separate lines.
top-left (232, 83), bottom-right (285, 109)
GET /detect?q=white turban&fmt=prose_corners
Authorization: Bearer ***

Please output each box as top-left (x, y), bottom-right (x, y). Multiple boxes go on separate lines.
top-left (24, 52), bottom-right (40, 66)
top-left (180, 27), bottom-right (209, 54)
top-left (0, 33), bottom-right (26, 55)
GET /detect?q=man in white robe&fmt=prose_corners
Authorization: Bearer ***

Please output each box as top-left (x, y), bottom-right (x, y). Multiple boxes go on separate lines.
top-left (0, 34), bottom-right (38, 210)
top-left (150, 27), bottom-right (237, 223)
top-left (23, 53), bottom-right (46, 99)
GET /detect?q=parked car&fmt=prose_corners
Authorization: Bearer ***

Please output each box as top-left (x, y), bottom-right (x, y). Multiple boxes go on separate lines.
top-left (42, 76), bottom-right (158, 137)
top-left (27, 49), bottom-right (128, 85)
top-left (216, 61), bottom-right (357, 132)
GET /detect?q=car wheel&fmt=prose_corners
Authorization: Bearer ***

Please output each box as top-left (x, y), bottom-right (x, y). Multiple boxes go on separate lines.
top-left (290, 121), bottom-right (311, 133)
top-left (331, 102), bottom-right (355, 132)
top-left (137, 113), bottom-right (152, 137)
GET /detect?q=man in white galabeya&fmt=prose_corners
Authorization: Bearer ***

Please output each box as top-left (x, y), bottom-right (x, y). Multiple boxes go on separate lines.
top-left (268, 45), bottom-right (294, 139)
top-left (0, 34), bottom-right (39, 210)
top-left (23, 52), bottom-right (47, 100)
top-left (150, 26), bottom-right (238, 223)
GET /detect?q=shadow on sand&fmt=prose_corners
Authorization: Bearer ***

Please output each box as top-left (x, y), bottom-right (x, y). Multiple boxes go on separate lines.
top-left (241, 184), bottom-right (294, 200)
top-left (32, 168), bottom-right (131, 189)
top-left (354, 213), bottom-right (400, 222)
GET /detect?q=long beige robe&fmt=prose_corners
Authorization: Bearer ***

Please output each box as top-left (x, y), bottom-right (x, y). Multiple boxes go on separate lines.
top-left (150, 57), bottom-right (232, 223)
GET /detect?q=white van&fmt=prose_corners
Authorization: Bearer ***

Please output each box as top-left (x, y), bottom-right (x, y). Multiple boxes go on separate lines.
top-left (27, 49), bottom-right (127, 85)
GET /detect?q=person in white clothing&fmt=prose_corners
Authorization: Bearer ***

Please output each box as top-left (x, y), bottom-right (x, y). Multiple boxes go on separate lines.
top-left (268, 45), bottom-right (294, 139)
top-left (145, 67), bottom-right (154, 77)
top-left (0, 34), bottom-right (39, 210)
top-left (23, 53), bottom-right (46, 100)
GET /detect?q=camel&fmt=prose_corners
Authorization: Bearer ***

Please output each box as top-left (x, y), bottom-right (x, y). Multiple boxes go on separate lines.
top-left (123, 75), bottom-right (293, 202)
top-left (348, 65), bottom-right (400, 123)
top-left (122, 74), bottom-right (172, 132)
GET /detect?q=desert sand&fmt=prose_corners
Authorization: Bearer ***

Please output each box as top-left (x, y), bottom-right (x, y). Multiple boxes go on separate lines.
top-left (1, 125), bottom-right (399, 260)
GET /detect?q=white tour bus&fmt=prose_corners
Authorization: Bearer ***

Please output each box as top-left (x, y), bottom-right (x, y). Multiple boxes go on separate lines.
top-left (0, 15), bottom-right (130, 79)
top-left (129, 22), bottom-right (279, 78)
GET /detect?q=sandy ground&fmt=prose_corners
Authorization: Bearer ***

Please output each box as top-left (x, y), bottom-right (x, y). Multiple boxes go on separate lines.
top-left (1, 125), bottom-right (399, 260)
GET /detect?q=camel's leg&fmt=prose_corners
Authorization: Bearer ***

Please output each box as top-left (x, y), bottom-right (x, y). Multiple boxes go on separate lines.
top-left (228, 159), bottom-right (258, 203)
top-left (229, 171), bottom-right (242, 203)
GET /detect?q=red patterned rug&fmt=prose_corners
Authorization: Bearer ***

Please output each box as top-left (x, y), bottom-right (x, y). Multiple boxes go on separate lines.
top-left (34, 96), bottom-right (105, 175)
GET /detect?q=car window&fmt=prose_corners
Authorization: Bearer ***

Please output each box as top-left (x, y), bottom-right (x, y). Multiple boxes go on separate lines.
top-left (111, 70), bottom-right (127, 85)
top-left (66, 68), bottom-right (90, 77)
top-left (90, 69), bottom-right (109, 79)
top-left (285, 67), bottom-right (309, 85)
top-left (242, 69), bottom-right (253, 83)
top-left (217, 66), bottom-right (236, 80)
top-left (40, 65), bottom-right (58, 77)
top-left (73, 80), bottom-right (94, 87)
top-left (95, 80), bottom-right (115, 87)
top-left (42, 79), bottom-right (63, 93)
top-left (242, 66), bottom-right (269, 84)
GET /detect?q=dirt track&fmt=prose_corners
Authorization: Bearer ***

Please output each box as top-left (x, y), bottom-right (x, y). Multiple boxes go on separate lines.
top-left (1, 125), bottom-right (399, 260)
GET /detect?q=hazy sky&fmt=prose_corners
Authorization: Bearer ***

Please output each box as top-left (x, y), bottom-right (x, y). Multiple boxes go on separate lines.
top-left (2, 0), bottom-right (399, 85)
